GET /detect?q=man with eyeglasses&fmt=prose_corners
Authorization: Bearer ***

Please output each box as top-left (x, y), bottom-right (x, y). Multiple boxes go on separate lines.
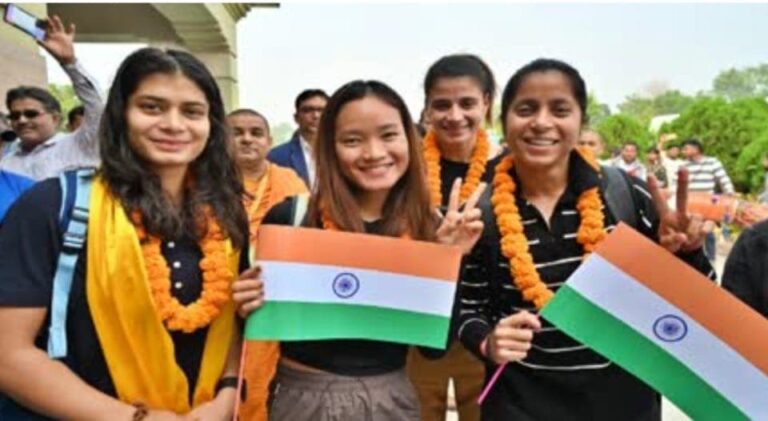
top-left (267, 89), bottom-right (329, 187)
top-left (1, 15), bottom-right (102, 181)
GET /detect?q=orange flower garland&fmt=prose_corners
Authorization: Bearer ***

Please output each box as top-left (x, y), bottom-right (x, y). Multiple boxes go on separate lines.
top-left (491, 148), bottom-right (606, 309)
top-left (134, 209), bottom-right (233, 333)
top-left (424, 128), bottom-right (490, 206)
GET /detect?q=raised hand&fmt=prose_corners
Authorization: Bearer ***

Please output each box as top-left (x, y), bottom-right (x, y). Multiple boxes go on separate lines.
top-left (435, 178), bottom-right (486, 255)
top-left (232, 265), bottom-right (265, 318)
top-left (39, 15), bottom-right (76, 65)
top-left (648, 167), bottom-right (710, 253)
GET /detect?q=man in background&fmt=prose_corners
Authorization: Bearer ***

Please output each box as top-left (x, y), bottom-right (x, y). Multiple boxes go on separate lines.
top-left (267, 89), bottom-right (328, 188)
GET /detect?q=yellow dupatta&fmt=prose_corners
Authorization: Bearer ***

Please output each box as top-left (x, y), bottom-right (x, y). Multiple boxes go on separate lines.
top-left (85, 175), bottom-right (239, 412)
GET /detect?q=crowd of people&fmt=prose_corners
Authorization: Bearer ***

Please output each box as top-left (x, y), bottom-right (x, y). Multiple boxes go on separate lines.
top-left (0, 14), bottom-right (766, 421)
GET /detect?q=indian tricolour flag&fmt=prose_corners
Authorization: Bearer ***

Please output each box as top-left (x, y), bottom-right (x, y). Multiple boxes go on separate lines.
top-left (244, 225), bottom-right (462, 349)
top-left (541, 224), bottom-right (768, 420)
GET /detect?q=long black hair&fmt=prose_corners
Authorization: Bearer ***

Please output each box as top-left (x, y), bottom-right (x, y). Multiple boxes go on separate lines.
top-left (100, 47), bottom-right (247, 248)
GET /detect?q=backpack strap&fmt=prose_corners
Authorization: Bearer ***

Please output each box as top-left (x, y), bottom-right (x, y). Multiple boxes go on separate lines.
top-left (600, 165), bottom-right (638, 229)
top-left (291, 193), bottom-right (310, 227)
top-left (48, 169), bottom-right (94, 358)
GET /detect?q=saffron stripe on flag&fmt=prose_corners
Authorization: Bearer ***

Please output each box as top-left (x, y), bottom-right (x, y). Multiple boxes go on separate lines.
top-left (556, 254), bottom-right (768, 418)
top-left (244, 301), bottom-right (450, 349)
top-left (260, 260), bottom-right (456, 316)
top-left (257, 225), bottom-right (461, 281)
top-left (596, 224), bottom-right (768, 376)
top-left (543, 286), bottom-right (748, 421)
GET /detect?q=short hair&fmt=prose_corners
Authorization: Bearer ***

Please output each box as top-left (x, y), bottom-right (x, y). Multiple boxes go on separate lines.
top-left (6, 86), bottom-right (62, 114)
top-left (681, 138), bottom-right (703, 152)
top-left (647, 146), bottom-right (660, 154)
top-left (67, 105), bottom-right (85, 126)
top-left (664, 143), bottom-right (680, 150)
top-left (227, 108), bottom-right (270, 133)
top-left (294, 89), bottom-right (329, 110)
top-left (622, 140), bottom-right (639, 149)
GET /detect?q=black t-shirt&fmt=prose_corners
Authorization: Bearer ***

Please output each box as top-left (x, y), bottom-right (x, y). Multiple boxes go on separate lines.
top-left (0, 179), bottom-right (247, 403)
top-left (262, 197), bottom-right (417, 376)
top-left (438, 154), bottom-right (502, 208)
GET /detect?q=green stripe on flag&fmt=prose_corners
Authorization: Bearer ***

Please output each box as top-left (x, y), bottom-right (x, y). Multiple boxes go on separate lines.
top-left (244, 301), bottom-right (450, 349)
top-left (542, 286), bottom-right (748, 421)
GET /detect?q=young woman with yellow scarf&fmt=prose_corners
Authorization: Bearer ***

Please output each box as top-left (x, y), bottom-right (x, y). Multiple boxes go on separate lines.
top-left (0, 48), bottom-right (256, 420)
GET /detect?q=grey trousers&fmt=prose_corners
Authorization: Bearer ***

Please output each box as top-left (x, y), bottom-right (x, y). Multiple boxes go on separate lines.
top-left (268, 363), bottom-right (421, 421)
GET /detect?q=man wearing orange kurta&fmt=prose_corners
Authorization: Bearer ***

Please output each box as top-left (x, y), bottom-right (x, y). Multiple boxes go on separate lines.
top-left (228, 109), bottom-right (307, 421)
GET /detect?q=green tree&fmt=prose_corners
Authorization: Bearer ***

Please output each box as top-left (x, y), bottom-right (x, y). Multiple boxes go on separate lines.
top-left (712, 64), bottom-right (768, 100)
top-left (595, 114), bottom-right (653, 156)
top-left (586, 92), bottom-right (611, 126)
top-left (48, 83), bottom-right (80, 116)
top-left (617, 90), bottom-right (694, 126)
top-left (666, 96), bottom-right (768, 192)
top-left (733, 129), bottom-right (768, 194)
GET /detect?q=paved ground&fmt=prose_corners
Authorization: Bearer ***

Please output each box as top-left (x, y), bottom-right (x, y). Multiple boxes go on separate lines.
top-left (445, 248), bottom-right (728, 421)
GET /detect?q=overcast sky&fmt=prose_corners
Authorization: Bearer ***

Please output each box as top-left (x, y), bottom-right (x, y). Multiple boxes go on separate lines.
top-left (48, 2), bottom-right (768, 137)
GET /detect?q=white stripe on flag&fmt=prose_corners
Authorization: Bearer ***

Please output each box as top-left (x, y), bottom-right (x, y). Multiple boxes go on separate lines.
top-left (569, 254), bottom-right (768, 418)
top-left (261, 260), bottom-right (456, 317)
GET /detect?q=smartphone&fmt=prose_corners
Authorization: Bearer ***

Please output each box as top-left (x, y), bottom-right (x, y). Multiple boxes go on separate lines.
top-left (3, 4), bottom-right (46, 41)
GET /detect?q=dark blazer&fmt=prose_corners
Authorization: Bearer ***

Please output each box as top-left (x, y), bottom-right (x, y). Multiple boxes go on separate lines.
top-left (267, 132), bottom-right (310, 187)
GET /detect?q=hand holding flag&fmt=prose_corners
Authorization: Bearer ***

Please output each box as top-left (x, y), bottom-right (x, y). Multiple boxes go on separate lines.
top-left (233, 265), bottom-right (265, 318)
top-left (484, 310), bottom-right (541, 364)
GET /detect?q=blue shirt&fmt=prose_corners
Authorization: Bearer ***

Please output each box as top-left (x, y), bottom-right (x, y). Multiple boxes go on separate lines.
top-left (0, 170), bottom-right (35, 222)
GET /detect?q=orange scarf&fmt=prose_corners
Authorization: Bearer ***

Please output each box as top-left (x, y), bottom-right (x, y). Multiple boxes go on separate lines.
top-left (241, 163), bottom-right (307, 421)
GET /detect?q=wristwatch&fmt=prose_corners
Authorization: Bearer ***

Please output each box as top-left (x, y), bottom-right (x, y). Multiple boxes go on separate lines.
top-left (215, 376), bottom-right (247, 401)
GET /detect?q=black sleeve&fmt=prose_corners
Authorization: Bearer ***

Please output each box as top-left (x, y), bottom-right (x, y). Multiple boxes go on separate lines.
top-left (627, 175), bottom-right (716, 280)
top-left (456, 227), bottom-right (494, 362)
top-left (722, 222), bottom-right (768, 316)
top-left (0, 179), bottom-right (63, 307)
top-left (261, 196), bottom-right (296, 226)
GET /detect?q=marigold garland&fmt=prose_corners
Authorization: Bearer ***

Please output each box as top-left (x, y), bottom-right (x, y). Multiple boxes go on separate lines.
top-left (424, 128), bottom-right (490, 206)
top-left (491, 148), bottom-right (606, 309)
top-left (133, 209), bottom-right (233, 333)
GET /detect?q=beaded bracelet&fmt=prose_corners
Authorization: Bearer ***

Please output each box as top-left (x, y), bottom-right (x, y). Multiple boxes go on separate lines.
top-left (132, 402), bottom-right (149, 421)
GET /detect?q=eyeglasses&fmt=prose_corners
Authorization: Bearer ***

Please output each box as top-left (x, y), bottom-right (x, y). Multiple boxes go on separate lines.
top-left (9, 109), bottom-right (46, 121)
top-left (298, 106), bottom-right (325, 115)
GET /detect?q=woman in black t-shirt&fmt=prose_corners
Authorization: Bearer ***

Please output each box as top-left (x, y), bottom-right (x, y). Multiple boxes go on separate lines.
top-left (234, 80), bottom-right (486, 420)
top-left (0, 47), bottom-right (252, 420)
top-left (457, 58), bottom-right (714, 421)
top-left (410, 53), bottom-right (502, 421)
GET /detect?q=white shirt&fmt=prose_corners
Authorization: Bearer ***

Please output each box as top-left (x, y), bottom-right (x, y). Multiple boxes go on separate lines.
top-left (0, 61), bottom-right (103, 180)
top-left (299, 134), bottom-right (316, 188)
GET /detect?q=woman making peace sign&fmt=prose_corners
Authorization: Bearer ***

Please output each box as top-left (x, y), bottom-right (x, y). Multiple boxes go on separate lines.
top-left (457, 58), bottom-right (713, 421)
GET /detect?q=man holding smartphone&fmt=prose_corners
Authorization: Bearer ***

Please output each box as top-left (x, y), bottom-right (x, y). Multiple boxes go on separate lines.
top-left (1, 15), bottom-right (103, 181)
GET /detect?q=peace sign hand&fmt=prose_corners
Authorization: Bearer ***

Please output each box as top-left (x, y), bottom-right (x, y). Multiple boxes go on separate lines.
top-left (435, 178), bottom-right (486, 255)
top-left (648, 167), bottom-right (711, 254)
top-left (39, 15), bottom-right (76, 65)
